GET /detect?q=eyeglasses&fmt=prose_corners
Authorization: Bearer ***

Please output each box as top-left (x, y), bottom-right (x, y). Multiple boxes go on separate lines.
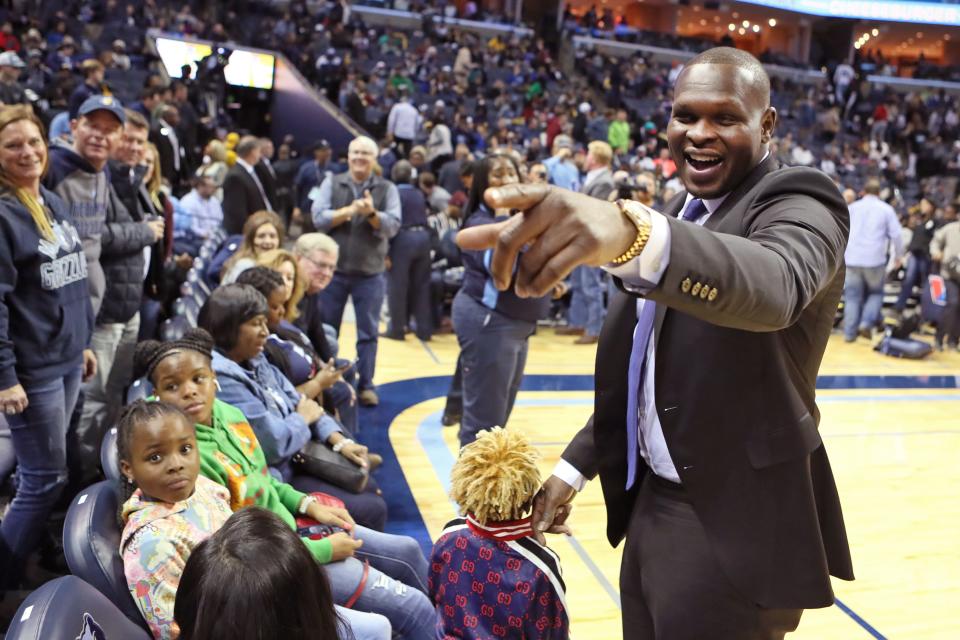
top-left (303, 254), bottom-right (336, 273)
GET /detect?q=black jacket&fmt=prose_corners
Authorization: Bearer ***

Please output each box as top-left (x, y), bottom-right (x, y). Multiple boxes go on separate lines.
top-left (222, 163), bottom-right (270, 234)
top-left (99, 162), bottom-right (154, 324)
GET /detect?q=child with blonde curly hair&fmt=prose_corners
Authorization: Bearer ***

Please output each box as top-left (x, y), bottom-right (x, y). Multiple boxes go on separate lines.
top-left (428, 427), bottom-right (569, 639)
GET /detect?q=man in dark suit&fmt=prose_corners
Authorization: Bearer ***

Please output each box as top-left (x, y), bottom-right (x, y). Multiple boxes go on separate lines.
top-left (222, 135), bottom-right (273, 234)
top-left (255, 137), bottom-right (279, 214)
top-left (150, 104), bottom-right (187, 194)
top-left (457, 47), bottom-right (853, 639)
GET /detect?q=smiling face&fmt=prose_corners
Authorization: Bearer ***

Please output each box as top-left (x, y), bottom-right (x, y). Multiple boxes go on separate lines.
top-left (348, 138), bottom-right (376, 182)
top-left (152, 350), bottom-right (218, 426)
top-left (0, 119), bottom-right (47, 189)
top-left (298, 249), bottom-right (337, 294)
top-left (667, 64), bottom-right (776, 199)
top-left (120, 411), bottom-right (199, 504)
top-left (71, 110), bottom-right (122, 170)
top-left (252, 223), bottom-right (279, 253)
top-left (228, 314), bottom-right (269, 363)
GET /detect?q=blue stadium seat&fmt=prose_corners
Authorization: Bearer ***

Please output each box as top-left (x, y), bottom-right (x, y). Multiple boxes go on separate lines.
top-left (160, 315), bottom-right (191, 341)
top-left (5, 575), bottom-right (151, 640)
top-left (100, 426), bottom-right (120, 482)
top-left (184, 268), bottom-right (211, 299)
top-left (125, 378), bottom-right (153, 404)
top-left (62, 481), bottom-right (149, 631)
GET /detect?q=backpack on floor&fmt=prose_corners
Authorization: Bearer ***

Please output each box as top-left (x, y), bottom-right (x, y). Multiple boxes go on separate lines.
top-left (920, 274), bottom-right (947, 324)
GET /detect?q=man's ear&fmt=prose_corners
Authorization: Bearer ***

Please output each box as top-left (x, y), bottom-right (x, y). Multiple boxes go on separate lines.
top-left (760, 107), bottom-right (777, 145)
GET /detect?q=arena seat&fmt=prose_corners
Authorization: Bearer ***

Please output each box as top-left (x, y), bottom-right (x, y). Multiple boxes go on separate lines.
top-left (125, 377), bottom-right (154, 404)
top-left (5, 575), bottom-right (151, 640)
top-left (62, 481), bottom-right (150, 631)
top-left (160, 315), bottom-right (191, 341)
top-left (99, 426), bottom-right (121, 482)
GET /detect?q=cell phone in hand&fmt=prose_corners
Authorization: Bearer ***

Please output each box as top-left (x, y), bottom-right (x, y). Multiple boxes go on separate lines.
top-left (335, 359), bottom-right (358, 373)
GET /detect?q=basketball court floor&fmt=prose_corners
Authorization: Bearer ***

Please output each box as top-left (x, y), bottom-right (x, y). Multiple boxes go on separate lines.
top-left (339, 321), bottom-right (959, 639)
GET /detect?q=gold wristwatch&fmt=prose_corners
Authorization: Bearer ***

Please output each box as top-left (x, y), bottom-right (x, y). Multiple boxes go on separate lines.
top-left (610, 199), bottom-right (653, 265)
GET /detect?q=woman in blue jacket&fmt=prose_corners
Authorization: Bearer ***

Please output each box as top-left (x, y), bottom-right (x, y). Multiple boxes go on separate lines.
top-left (198, 283), bottom-right (388, 531)
top-left (0, 105), bottom-right (96, 588)
top-left (452, 153), bottom-right (552, 447)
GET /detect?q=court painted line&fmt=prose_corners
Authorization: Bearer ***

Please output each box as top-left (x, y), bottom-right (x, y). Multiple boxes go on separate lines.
top-left (834, 598), bottom-right (888, 640)
top-left (377, 374), bottom-right (950, 638)
top-left (419, 338), bottom-right (441, 364)
top-left (415, 408), bottom-right (623, 611)
top-left (414, 395), bottom-right (893, 637)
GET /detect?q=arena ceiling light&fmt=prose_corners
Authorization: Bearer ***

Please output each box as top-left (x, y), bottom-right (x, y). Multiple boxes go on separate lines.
top-left (768, 18), bottom-right (777, 27)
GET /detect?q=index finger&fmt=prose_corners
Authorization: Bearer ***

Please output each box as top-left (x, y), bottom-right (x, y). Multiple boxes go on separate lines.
top-left (475, 184), bottom-right (556, 289)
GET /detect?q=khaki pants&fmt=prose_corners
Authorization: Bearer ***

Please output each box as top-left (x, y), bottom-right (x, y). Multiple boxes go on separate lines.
top-left (71, 313), bottom-right (140, 482)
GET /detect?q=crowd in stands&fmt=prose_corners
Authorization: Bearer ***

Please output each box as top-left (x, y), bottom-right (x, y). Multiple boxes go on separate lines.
top-left (1, 0), bottom-right (960, 638)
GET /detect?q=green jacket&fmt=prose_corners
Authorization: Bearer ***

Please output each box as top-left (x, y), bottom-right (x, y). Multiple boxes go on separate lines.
top-left (608, 120), bottom-right (630, 153)
top-left (195, 399), bottom-right (333, 563)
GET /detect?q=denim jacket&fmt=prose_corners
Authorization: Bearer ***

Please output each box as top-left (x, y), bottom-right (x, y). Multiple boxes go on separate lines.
top-left (211, 350), bottom-right (341, 467)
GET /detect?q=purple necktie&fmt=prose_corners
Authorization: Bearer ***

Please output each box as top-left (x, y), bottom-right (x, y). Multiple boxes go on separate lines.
top-left (624, 198), bottom-right (706, 490)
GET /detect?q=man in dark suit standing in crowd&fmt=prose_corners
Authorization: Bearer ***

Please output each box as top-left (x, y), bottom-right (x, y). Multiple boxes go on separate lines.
top-left (150, 104), bottom-right (188, 194)
top-left (222, 135), bottom-right (273, 234)
top-left (457, 47), bottom-right (854, 639)
top-left (255, 137), bottom-right (279, 210)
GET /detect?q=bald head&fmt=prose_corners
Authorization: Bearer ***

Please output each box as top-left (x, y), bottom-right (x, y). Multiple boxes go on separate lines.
top-left (681, 47), bottom-right (771, 109)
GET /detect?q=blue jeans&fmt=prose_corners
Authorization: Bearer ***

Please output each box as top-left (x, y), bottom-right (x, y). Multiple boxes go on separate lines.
top-left (325, 525), bottom-right (433, 640)
top-left (452, 293), bottom-right (534, 447)
top-left (566, 268), bottom-right (585, 328)
top-left (320, 273), bottom-right (386, 392)
top-left (843, 265), bottom-right (886, 340)
top-left (895, 254), bottom-right (930, 312)
top-left (336, 605), bottom-right (391, 640)
top-left (1, 367), bottom-right (82, 585)
top-left (575, 265), bottom-right (607, 337)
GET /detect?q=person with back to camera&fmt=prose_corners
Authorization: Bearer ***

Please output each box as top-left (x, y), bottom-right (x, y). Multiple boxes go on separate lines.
top-left (132, 328), bottom-right (435, 639)
top-left (457, 47), bottom-right (854, 639)
top-left (116, 399), bottom-right (390, 640)
top-left (0, 104), bottom-right (97, 589)
top-left (430, 427), bottom-right (568, 639)
top-left (174, 507), bottom-right (349, 640)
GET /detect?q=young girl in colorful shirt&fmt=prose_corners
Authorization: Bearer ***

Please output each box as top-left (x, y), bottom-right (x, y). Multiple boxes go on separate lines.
top-left (130, 328), bottom-right (436, 640)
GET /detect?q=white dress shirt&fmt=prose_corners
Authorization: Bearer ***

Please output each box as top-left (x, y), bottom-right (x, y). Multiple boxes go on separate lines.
top-left (554, 192), bottom-right (728, 490)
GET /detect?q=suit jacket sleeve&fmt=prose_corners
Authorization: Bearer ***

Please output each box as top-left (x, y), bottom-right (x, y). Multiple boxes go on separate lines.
top-left (648, 169), bottom-right (849, 332)
top-left (561, 416), bottom-right (600, 480)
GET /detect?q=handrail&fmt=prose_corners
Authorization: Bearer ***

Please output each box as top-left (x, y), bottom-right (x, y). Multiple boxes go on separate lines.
top-left (572, 36), bottom-right (827, 84)
top-left (352, 5), bottom-right (534, 38)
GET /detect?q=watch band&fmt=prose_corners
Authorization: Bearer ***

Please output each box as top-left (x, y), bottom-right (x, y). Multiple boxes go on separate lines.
top-left (610, 199), bottom-right (653, 265)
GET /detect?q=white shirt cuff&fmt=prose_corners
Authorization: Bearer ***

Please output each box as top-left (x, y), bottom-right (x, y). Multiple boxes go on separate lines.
top-left (602, 208), bottom-right (671, 293)
top-left (553, 458), bottom-right (589, 492)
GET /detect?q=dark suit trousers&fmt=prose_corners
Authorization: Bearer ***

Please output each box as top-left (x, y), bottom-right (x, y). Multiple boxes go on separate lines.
top-left (620, 476), bottom-right (803, 640)
top-left (386, 227), bottom-right (433, 339)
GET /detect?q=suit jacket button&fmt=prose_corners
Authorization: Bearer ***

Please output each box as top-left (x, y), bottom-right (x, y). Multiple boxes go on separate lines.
top-left (700, 286), bottom-right (711, 300)
top-left (681, 277), bottom-right (692, 293)
top-left (691, 282), bottom-right (702, 297)
top-left (708, 288), bottom-right (718, 302)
